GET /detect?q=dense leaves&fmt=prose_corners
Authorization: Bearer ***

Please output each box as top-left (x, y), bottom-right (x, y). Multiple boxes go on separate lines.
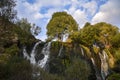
top-left (0, 1), bottom-right (120, 79)
top-left (71, 22), bottom-right (119, 47)
top-left (65, 58), bottom-right (91, 80)
top-left (47, 12), bottom-right (78, 40)
top-left (0, 0), bottom-right (17, 23)
top-left (111, 33), bottom-right (120, 48)
top-left (0, 57), bottom-right (33, 80)
top-left (16, 18), bottom-right (41, 36)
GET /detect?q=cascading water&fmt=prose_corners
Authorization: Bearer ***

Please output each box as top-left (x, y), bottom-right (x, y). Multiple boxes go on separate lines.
top-left (91, 57), bottom-right (102, 80)
top-left (58, 44), bottom-right (63, 57)
top-left (23, 47), bottom-right (30, 60)
top-left (23, 41), bottom-right (51, 69)
top-left (58, 33), bottom-right (68, 57)
top-left (90, 43), bottom-right (110, 80)
top-left (81, 47), bottom-right (84, 56)
top-left (38, 42), bottom-right (51, 69)
top-left (63, 33), bottom-right (69, 42)
top-left (99, 51), bottom-right (109, 80)
top-left (30, 41), bottom-right (41, 64)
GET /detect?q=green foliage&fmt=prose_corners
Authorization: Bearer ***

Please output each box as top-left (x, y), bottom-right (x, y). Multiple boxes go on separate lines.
top-left (111, 33), bottom-right (120, 48)
top-left (70, 31), bottom-right (82, 43)
top-left (94, 22), bottom-right (119, 45)
top-left (114, 49), bottom-right (120, 61)
top-left (71, 22), bottom-right (119, 47)
top-left (47, 11), bottom-right (78, 40)
top-left (113, 49), bottom-right (120, 72)
top-left (4, 44), bottom-right (19, 56)
top-left (0, 57), bottom-right (33, 80)
top-left (65, 58), bottom-right (91, 80)
top-left (49, 58), bottom-right (64, 75)
top-left (40, 69), bottom-right (64, 80)
top-left (16, 18), bottom-right (31, 34)
top-left (16, 18), bottom-right (41, 36)
top-left (107, 73), bottom-right (120, 80)
top-left (51, 41), bottom-right (62, 56)
top-left (93, 45), bottom-right (100, 54)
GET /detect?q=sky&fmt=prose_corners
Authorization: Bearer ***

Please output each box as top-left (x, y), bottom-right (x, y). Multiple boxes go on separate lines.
top-left (15, 0), bottom-right (120, 41)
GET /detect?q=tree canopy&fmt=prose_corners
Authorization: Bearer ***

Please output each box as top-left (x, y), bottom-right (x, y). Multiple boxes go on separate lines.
top-left (16, 18), bottom-right (41, 36)
top-left (70, 22), bottom-right (119, 47)
top-left (46, 12), bottom-right (78, 40)
top-left (0, 0), bottom-right (17, 22)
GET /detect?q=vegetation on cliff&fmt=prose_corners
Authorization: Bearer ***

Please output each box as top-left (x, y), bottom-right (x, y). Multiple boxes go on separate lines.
top-left (0, 0), bottom-right (120, 80)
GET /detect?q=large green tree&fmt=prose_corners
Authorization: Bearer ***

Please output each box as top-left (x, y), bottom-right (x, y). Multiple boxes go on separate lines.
top-left (46, 12), bottom-right (78, 40)
top-left (70, 22), bottom-right (119, 47)
top-left (111, 33), bottom-right (120, 48)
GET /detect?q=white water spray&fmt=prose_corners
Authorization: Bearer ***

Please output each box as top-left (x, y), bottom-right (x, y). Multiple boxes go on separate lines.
top-left (30, 41), bottom-right (41, 64)
top-left (58, 44), bottom-right (63, 57)
top-left (23, 47), bottom-right (30, 60)
top-left (81, 48), bottom-right (84, 56)
top-left (38, 42), bottom-right (51, 68)
top-left (99, 51), bottom-right (109, 80)
top-left (23, 41), bottom-right (51, 69)
top-left (91, 57), bottom-right (102, 80)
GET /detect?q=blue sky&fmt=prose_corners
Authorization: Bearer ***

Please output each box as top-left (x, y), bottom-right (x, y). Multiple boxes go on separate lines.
top-left (16, 0), bottom-right (120, 41)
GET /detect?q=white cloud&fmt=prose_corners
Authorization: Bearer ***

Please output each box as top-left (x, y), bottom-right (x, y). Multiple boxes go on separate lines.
top-left (84, 1), bottom-right (98, 16)
top-left (92, 0), bottom-right (120, 27)
top-left (16, 0), bottom-right (107, 40)
top-left (34, 12), bottom-right (43, 19)
top-left (72, 9), bottom-right (88, 28)
top-left (67, 0), bottom-right (98, 28)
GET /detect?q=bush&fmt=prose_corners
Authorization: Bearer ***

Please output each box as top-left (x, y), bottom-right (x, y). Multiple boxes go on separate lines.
top-left (65, 58), bottom-right (91, 80)
top-left (107, 73), bottom-right (120, 80)
top-left (0, 56), bottom-right (33, 80)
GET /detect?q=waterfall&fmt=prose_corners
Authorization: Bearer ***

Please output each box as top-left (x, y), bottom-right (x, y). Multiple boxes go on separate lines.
top-left (58, 44), bottom-right (63, 57)
top-left (30, 41), bottom-right (41, 64)
top-left (91, 57), bottom-right (102, 80)
top-left (99, 51), bottom-right (109, 80)
top-left (23, 41), bottom-right (51, 69)
top-left (23, 41), bottom-right (41, 65)
top-left (38, 42), bottom-right (51, 68)
top-left (23, 47), bottom-right (30, 60)
top-left (57, 33), bottom-right (68, 57)
top-left (81, 48), bottom-right (84, 56)
top-left (63, 33), bottom-right (69, 42)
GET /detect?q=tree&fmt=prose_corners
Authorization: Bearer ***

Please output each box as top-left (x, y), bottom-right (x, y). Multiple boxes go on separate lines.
top-left (31, 24), bottom-right (41, 36)
top-left (111, 33), bottom-right (120, 48)
top-left (71, 22), bottom-right (119, 47)
top-left (94, 22), bottom-right (119, 46)
top-left (47, 12), bottom-right (78, 40)
top-left (0, 0), bottom-right (17, 24)
top-left (16, 18), bottom-right (41, 36)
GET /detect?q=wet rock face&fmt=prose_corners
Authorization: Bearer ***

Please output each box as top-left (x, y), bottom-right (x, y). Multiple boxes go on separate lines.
top-left (35, 54), bottom-right (44, 62)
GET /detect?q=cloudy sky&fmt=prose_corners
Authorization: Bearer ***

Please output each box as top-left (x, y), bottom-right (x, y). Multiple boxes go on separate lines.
top-left (16, 0), bottom-right (120, 41)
